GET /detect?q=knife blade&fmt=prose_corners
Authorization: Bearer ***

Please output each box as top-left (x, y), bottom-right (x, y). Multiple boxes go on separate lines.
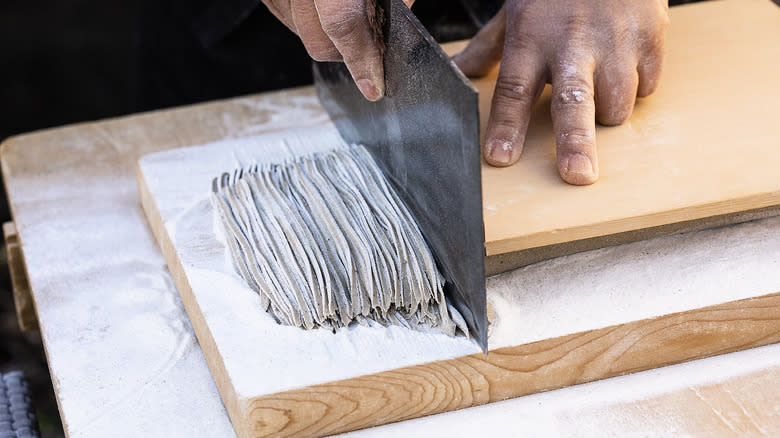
top-left (312, 0), bottom-right (487, 353)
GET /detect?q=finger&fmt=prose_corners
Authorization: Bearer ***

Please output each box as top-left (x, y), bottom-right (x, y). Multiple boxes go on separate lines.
top-left (594, 59), bottom-right (639, 126)
top-left (637, 50), bottom-right (664, 97)
top-left (551, 56), bottom-right (599, 185)
top-left (263, 0), bottom-right (296, 31)
top-left (291, 0), bottom-right (340, 61)
top-left (452, 7), bottom-right (507, 77)
top-left (314, 0), bottom-right (385, 101)
top-left (483, 37), bottom-right (546, 167)
top-left (638, 18), bottom-right (667, 97)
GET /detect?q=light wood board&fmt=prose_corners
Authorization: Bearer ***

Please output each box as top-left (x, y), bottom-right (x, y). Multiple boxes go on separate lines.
top-left (0, 2), bottom-right (777, 435)
top-left (0, 95), bottom-right (776, 438)
top-left (466, 0), bottom-right (780, 269)
top-left (138, 131), bottom-right (780, 437)
top-left (1, 85), bottom-right (777, 438)
top-left (351, 343), bottom-right (780, 437)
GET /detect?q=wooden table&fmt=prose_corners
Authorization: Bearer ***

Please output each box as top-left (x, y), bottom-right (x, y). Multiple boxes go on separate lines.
top-left (2, 85), bottom-right (778, 437)
top-left (2, 1), bottom-right (779, 435)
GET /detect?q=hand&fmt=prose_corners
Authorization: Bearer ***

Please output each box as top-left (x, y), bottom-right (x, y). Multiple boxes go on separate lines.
top-left (263, 0), bottom-right (414, 101)
top-left (453, 0), bottom-right (669, 185)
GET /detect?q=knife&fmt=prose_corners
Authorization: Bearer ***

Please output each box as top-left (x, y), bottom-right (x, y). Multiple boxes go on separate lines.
top-left (312, 0), bottom-right (487, 353)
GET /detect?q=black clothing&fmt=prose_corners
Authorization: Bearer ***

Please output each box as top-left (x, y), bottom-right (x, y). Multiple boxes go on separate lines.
top-left (137, 0), bottom-right (312, 111)
top-left (136, 0), bottom-right (489, 111)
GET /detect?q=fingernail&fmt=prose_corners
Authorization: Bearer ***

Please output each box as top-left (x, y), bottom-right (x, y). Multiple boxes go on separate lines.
top-left (357, 79), bottom-right (381, 101)
top-left (561, 153), bottom-right (597, 184)
top-left (486, 139), bottom-right (513, 166)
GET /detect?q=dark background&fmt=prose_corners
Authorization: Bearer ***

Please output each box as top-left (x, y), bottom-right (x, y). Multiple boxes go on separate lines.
top-left (0, 0), bottom-right (707, 160)
top-left (0, 1), bottom-right (706, 437)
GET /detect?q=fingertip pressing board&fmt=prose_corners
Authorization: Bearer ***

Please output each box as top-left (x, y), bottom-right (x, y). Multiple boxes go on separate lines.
top-left (473, 0), bottom-right (780, 273)
top-left (137, 0), bottom-right (780, 436)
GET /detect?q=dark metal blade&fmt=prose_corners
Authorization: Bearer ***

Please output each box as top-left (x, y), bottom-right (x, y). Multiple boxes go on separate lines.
top-left (313, 0), bottom-right (487, 353)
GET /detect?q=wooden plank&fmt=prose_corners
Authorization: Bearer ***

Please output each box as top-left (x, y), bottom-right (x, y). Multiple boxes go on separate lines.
top-left (0, 1), bottom-right (777, 436)
top-left (0, 84), bottom-right (330, 438)
top-left (1, 102), bottom-right (775, 438)
top-left (355, 344), bottom-right (780, 436)
top-left (241, 294), bottom-right (780, 437)
top-left (461, 0), bottom-right (780, 267)
top-left (485, 204), bottom-right (780, 275)
top-left (137, 133), bottom-right (780, 437)
top-left (134, 2), bottom-right (780, 435)
top-left (3, 221), bottom-right (37, 331)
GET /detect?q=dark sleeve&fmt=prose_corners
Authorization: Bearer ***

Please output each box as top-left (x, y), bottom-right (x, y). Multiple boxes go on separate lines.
top-left (136, 0), bottom-right (312, 112)
top-left (191, 0), bottom-right (263, 49)
top-left (134, 0), bottom-right (489, 113)
top-left (458, 0), bottom-right (503, 27)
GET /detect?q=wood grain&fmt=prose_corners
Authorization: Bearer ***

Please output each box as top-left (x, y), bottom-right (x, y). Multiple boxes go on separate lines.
top-left (139, 150), bottom-right (780, 437)
top-left (133, 1), bottom-right (780, 436)
top-left (1, 3), bottom-right (777, 435)
top-left (242, 293), bottom-right (780, 437)
top-left (356, 345), bottom-right (780, 436)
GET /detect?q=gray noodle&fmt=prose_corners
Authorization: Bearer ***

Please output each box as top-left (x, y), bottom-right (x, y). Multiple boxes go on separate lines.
top-left (211, 144), bottom-right (468, 337)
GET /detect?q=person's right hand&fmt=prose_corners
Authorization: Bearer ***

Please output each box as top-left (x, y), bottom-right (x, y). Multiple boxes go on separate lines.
top-left (454, 0), bottom-right (669, 185)
top-left (263, 0), bottom-right (413, 102)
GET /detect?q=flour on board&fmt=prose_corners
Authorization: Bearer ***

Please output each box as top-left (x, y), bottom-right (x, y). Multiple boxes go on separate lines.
top-left (211, 143), bottom-right (468, 336)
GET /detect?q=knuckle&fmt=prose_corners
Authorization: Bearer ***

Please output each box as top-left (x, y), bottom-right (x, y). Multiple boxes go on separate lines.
top-left (304, 37), bottom-right (340, 61)
top-left (611, 22), bottom-right (637, 49)
top-left (487, 118), bottom-right (520, 134)
top-left (557, 128), bottom-right (595, 147)
top-left (488, 103), bottom-right (524, 130)
top-left (561, 14), bottom-right (589, 36)
top-left (554, 80), bottom-right (594, 106)
top-left (504, 32), bottom-right (536, 53)
top-left (494, 76), bottom-right (535, 104)
top-left (639, 17), bottom-right (668, 53)
top-left (641, 30), bottom-right (666, 55)
top-left (320, 9), bottom-right (363, 41)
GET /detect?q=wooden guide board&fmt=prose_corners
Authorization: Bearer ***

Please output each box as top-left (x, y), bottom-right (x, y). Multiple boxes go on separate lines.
top-left (464, 0), bottom-right (780, 272)
top-left (136, 0), bottom-right (780, 436)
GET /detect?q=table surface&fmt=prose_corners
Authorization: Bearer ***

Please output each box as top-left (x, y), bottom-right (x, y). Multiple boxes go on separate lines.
top-left (2, 19), bottom-right (780, 438)
top-left (3, 85), bottom-right (779, 437)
